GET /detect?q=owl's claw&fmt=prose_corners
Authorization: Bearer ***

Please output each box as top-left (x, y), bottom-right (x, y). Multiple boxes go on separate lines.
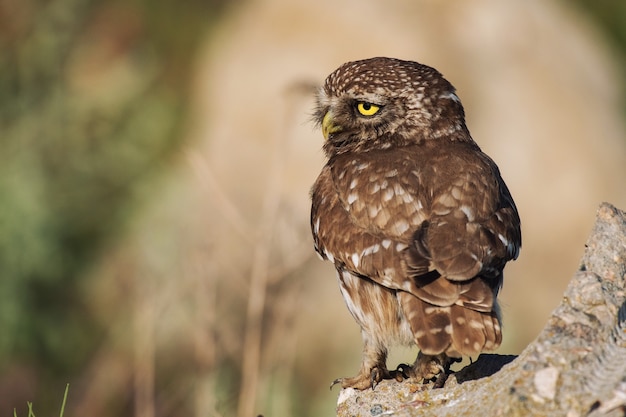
top-left (432, 368), bottom-right (449, 388)
top-left (331, 356), bottom-right (455, 391)
top-left (330, 364), bottom-right (391, 390)
top-left (407, 352), bottom-right (456, 386)
top-left (370, 367), bottom-right (386, 390)
top-left (368, 353), bottom-right (458, 388)
top-left (394, 363), bottom-right (412, 380)
top-left (330, 378), bottom-right (343, 390)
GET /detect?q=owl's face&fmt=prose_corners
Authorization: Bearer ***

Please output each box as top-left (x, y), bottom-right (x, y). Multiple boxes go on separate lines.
top-left (315, 57), bottom-right (469, 156)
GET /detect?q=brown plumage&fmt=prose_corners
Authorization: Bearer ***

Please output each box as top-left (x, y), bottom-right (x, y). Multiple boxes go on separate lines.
top-left (310, 57), bottom-right (521, 390)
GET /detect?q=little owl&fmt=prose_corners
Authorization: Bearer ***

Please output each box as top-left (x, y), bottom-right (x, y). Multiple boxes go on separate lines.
top-left (310, 57), bottom-right (521, 390)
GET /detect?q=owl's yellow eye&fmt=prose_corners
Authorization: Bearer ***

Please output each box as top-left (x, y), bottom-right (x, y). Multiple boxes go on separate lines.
top-left (356, 102), bottom-right (380, 117)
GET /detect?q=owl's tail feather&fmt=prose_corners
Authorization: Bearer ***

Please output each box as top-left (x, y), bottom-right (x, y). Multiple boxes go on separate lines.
top-left (398, 292), bottom-right (452, 355)
top-left (400, 291), bottom-right (502, 357)
top-left (448, 304), bottom-right (502, 356)
top-left (481, 308), bottom-right (502, 350)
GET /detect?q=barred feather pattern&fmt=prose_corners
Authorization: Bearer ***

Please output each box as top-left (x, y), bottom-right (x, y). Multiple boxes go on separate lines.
top-left (310, 57), bottom-right (521, 389)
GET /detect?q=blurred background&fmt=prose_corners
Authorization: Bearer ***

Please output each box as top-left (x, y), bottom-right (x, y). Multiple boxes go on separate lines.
top-left (2, 0), bottom-right (626, 416)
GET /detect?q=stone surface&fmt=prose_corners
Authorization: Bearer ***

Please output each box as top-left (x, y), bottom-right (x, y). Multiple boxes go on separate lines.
top-left (337, 203), bottom-right (626, 417)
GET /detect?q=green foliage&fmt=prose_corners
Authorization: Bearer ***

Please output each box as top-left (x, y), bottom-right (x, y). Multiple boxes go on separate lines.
top-left (0, 0), bottom-right (229, 410)
top-left (571, 0), bottom-right (626, 54)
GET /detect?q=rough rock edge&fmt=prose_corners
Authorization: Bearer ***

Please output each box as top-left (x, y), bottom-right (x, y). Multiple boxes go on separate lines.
top-left (337, 202), bottom-right (626, 417)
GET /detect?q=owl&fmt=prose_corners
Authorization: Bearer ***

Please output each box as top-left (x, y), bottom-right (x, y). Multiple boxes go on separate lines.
top-left (310, 57), bottom-right (521, 390)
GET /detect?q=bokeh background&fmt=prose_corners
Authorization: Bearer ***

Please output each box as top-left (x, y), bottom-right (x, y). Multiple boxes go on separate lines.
top-left (2, 0), bottom-right (626, 416)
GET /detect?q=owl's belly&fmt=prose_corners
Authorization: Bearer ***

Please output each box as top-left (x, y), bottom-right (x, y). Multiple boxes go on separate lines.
top-left (336, 269), bottom-right (414, 346)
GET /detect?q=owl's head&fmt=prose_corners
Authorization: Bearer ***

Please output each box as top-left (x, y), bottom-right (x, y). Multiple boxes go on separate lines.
top-left (315, 57), bottom-right (471, 156)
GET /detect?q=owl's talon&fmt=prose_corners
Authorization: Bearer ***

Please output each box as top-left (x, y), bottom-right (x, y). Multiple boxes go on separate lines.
top-left (408, 352), bottom-right (455, 386)
top-left (331, 364), bottom-right (392, 390)
top-left (395, 363), bottom-right (412, 379)
top-left (370, 373), bottom-right (378, 390)
top-left (330, 378), bottom-right (343, 390)
top-left (433, 370), bottom-right (449, 388)
top-left (370, 367), bottom-right (386, 390)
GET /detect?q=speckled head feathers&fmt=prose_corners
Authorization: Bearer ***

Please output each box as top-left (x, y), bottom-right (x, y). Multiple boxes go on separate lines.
top-left (324, 57), bottom-right (447, 98)
top-left (315, 57), bottom-right (471, 155)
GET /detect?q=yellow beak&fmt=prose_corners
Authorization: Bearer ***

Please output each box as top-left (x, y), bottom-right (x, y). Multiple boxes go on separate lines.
top-left (322, 111), bottom-right (342, 140)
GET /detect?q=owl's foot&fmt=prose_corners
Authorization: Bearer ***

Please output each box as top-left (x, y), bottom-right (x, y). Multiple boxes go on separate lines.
top-left (395, 352), bottom-right (459, 387)
top-left (330, 364), bottom-right (395, 390)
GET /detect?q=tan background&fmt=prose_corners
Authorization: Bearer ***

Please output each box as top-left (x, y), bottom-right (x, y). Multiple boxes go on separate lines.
top-left (107, 1), bottom-right (626, 415)
top-left (4, 0), bottom-right (626, 416)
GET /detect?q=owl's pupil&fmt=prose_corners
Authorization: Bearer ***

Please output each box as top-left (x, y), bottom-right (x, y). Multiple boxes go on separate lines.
top-left (362, 103), bottom-right (371, 110)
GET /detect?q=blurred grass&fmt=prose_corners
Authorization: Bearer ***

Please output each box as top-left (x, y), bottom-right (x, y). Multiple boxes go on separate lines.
top-left (0, 0), bottom-right (231, 413)
top-left (13, 383), bottom-right (69, 417)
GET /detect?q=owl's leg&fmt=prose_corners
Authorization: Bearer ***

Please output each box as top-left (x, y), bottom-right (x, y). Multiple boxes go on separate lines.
top-left (331, 337), bottom-right (390, 390)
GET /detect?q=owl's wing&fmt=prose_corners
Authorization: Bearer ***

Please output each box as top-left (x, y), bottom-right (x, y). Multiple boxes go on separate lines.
top-left (311, 162), bottom-right (420, 291)
top-left (405, 149), bottom-right (521, 311)
top-left (413, 151), bottom-right (520, 276)
top-left (398, 149), bottom-right (521, 355)
top-left (311, 148), bottom-right (520, 308)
